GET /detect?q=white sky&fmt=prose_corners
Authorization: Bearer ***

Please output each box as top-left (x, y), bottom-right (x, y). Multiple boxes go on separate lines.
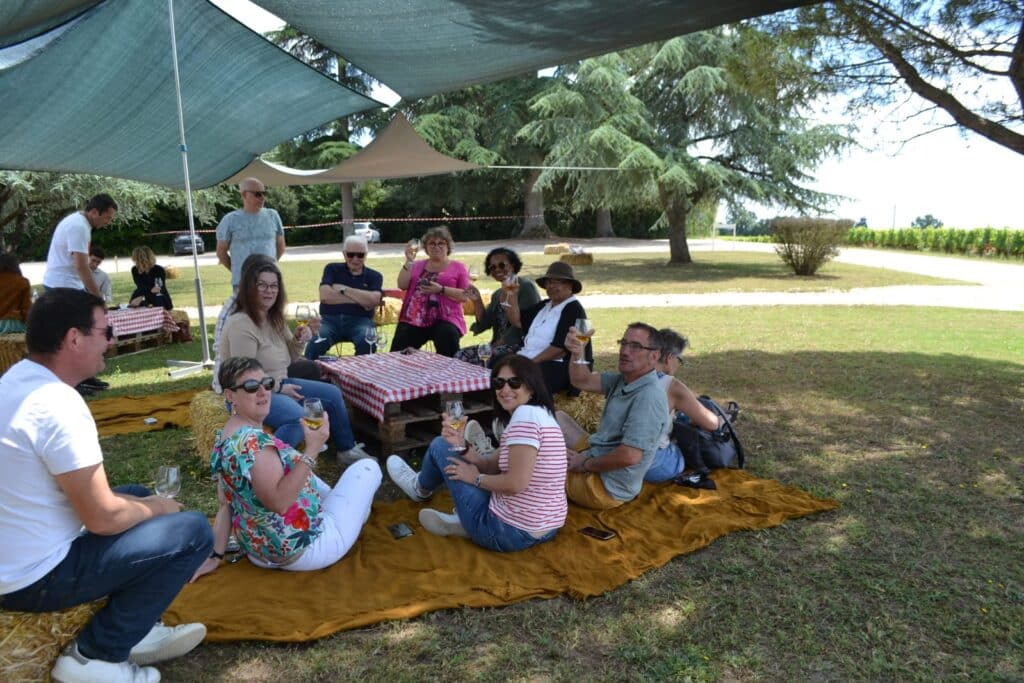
top-left (214, 0), bottom-right (1023, 230)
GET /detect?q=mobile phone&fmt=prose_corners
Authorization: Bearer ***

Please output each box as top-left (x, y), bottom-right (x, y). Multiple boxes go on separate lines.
top-left (578, 526), bottom-right (616, 541)
top-left (388, 522), bottom-right (414, 539)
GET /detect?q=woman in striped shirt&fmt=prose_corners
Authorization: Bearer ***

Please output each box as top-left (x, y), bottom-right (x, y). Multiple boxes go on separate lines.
top-left (387, 355), bottom-right (567, 551)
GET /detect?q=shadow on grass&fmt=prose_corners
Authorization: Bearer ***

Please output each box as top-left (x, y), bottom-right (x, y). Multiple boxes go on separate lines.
top-left (573, 255), bottom-right (841, 287)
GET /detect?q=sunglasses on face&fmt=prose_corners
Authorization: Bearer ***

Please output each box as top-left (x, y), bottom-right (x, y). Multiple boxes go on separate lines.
top-left (245, 190), bottom-right (266, 198)
top-left (89, 324), bottom-right (114, 341)
top-left (345, 252), bottom-right (366, 259)
top-left (491, 376), bottom-right (524, 390)
top-left (486, 261), bottom-right (510, 274)
top-left (227, 376), bottom-right (275, 393)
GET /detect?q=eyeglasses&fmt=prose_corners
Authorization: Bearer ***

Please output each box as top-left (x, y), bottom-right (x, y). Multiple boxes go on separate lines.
top-left (345, 252), bottom-right (366, 259)
top-left (486, 261), bottom-right (510, 274)
top-left (426, 240), bottom-right (446, 248)
top-left (255, 281), bottom-right (280, 291)
top-left (616, 339), bottom-right (658, 352)
top-left (89, 325), bottom-right (114, 341)
top-left (227, 377), bottom-right (275, 393)
top-left (491, 376), bottom-right (524, 390)
top-left (245, 190), bottom-right (266, 198)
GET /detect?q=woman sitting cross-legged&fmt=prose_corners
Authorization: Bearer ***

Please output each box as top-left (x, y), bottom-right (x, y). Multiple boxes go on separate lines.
top-left (218, 254), bottom-right (373, 464)
top-left (191, 356), bottom-right (381, 577)
top-left (386, 354), bottom-right (567, 551)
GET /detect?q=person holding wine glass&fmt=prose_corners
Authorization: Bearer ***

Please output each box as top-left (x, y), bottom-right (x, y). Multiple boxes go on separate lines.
top-left (456, 247), bottom-right (541, 368)
top-left (303, 235), bottom-right (383, 360)
top-left (191, 356), bottom-right (381, 577)
top-left (128, 246), bottom-right (173, 310)
top-left (387, 355), bottom-right (567, 549)
top-left (219, 255), bottom-right (374, 464)
top-left (391, 225), bottom-right (470, 357)
top-left (155, 465), bottom-right (182, 498)
top-left (506, 261), bottom-right (591, 396)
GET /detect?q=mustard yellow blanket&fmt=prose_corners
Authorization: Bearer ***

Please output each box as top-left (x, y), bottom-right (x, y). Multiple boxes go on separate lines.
top-left (89, 390), bottom-right (198, 437)
top-left (164, 470), bottom-right (837, 642)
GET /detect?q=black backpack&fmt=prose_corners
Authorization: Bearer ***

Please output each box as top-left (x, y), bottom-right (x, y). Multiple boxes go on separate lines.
top-left (671, 396), bottom-right (744, 470)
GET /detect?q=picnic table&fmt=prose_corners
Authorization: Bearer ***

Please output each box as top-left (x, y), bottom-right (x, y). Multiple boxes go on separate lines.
top-left (319, 350), bottom-right (492, 457)
top-left (106, 307), bottom-right (178, 356)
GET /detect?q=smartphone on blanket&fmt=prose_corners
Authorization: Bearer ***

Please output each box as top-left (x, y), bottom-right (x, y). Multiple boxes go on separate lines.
top-left (388, 522), bottom-right (414, 539)
top-left (578, 526), bottom-right (616, 541)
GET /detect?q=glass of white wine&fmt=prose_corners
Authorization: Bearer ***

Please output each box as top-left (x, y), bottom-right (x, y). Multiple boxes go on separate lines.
top-left (155, 465), bottom-right (181, 499)
top-left (445, 400), bottom-right (466, 452)
top-left (408, 238), bottom-right (422, 257)
top-left (376, 330), bottom-right (388, 353)
top-left (364, 327), bottom-right (379, 353)
top-left (478, 342), bottom-right (492, 367)
top-left (574, 318), bottom-right (594, 364)
top-left (302, 398), bottom-right (327, 453)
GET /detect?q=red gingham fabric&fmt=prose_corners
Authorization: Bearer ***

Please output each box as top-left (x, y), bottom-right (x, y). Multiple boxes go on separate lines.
top-left (319, 350), bottom-right (490, 421)
top-left (107, 308), bottom-right (177, 337)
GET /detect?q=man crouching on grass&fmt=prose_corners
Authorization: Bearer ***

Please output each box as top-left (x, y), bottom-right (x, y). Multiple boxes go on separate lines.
top-left (0, 288), bottom-right (211, 683)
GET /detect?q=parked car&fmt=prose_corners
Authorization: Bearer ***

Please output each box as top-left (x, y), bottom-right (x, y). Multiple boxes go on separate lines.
top-left (172, 232), bottom-right (205, 255)
top-left (352, 221), bottom-right (381, 243)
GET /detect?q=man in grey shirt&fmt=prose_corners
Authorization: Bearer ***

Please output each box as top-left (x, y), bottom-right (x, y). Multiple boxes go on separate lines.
top-left (559, 322), bottom-right (669, 509)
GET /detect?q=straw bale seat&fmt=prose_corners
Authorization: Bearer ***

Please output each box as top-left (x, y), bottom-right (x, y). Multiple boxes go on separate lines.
top-left (0, 600), bottom-right (104, 682)
top-left (462, 291), bottom-right (491, 315)
top-left (0, 332), bottom-right (26, 377)
top-left (169, 309), bottom-right (190, 327)
top-left (554, 390), bottom-right (605, 434)
top-left (543, 243), bottom-right (571, 255)
top-left (190, 390), bottom-right (226, 462)
top-left (373, 297), bottom-right (402, 326)
top-left (559, 252), bottom-right (593, 266)
top-left (164, 265), bottom-right (181, 280)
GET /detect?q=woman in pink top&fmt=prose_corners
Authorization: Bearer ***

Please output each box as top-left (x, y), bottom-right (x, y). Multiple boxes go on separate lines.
top-left (387, 355), bottom-right (568, 551)
top-left (390, 225), bottom-right (469, 357)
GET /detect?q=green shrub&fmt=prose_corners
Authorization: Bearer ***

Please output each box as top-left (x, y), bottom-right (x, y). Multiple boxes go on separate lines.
top-left (771, 216), bottom-right (853, 276)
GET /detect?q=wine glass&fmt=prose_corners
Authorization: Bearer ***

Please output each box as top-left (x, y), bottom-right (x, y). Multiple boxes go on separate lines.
top-left (364, 327), bottom-right (379, 353)
top-left (155, 465), bottom-right (181, 499)
top-left (294, 304), bottom-right (313, 344)
top-left (574, 318), bottom-right (594, 365)
top-left (468, 265), bottom-right (480, 282)
top-left (408, 238), bottom-right (422, 255)
top-left (478, 342), bottom-right (492, 367)
top-left (500, 273), bottom-right (518, 308)
top-left (445, 400), bottom-right (466, 452)
top-left (302, 398), bottom-right (328, 453)
top-left (376, 330), bottom-right (388, 352)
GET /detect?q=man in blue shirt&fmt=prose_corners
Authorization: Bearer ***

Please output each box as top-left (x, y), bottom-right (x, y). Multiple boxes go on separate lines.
top-left (304, 235), bottom-right (383, 358)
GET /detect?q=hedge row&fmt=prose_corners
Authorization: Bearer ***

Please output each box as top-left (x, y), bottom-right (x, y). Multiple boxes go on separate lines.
top-left (846, 227), bottom-right (1024, 258)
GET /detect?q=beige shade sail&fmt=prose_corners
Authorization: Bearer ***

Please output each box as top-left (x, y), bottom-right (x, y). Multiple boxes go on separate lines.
top-left (223, 113), bottom-right (480, 187)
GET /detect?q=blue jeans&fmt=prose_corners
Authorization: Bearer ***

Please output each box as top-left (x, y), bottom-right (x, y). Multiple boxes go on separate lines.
top-left (0, 485), bottom-right (212, 662)
top-left (417, 437), bottom-right (556, 552)
top-left (303, 313), bottom-right (375, 359)
top-left (644, 442), bottom-right (684, 482)
top-left (267, 378), bottom-right (356, 451)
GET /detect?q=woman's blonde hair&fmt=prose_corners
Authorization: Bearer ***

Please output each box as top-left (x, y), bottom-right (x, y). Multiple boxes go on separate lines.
top-left (131, 246), bottom-right (157, 273)
top-left (421, 225), bottom-right (454, 255)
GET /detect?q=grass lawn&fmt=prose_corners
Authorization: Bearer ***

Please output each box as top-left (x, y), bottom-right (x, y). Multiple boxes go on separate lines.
top-left (98, 305), bottom-right (1024, 682)
top-left (106, 251), bottom-right (962, 307)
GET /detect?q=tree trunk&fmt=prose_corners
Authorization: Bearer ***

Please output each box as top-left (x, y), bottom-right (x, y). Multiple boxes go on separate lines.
top-left (660, 186), bottom-right (692, 264)
top-left (339, 182), bottom-right (354, 239)
top-left (518, 169), bottom-right (550, 237)
top-left (595, 208), bottom-right (615, 238)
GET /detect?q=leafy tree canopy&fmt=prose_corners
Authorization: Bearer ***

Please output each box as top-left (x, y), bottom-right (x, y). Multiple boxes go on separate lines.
top-left (912, 213), bottom-right (944, 228)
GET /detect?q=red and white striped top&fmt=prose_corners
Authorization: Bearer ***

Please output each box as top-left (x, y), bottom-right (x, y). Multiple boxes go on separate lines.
top-left (489, 404), bottom-right (568, 534)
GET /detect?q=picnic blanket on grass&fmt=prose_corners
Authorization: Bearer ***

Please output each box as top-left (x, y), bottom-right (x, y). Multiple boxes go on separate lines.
top-left (89, 389), bottom-right (198, 437)
top-left (164, 470), bottom-right (837, 642)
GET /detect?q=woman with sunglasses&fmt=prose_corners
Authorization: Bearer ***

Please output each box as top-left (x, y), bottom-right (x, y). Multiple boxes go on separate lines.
top-left (390, 225), bottom-right (469, 357)
top-left (219, 255), bottom-right (372, 462)
top-left (387, 355), bottom-right (567, 550)
top-left (190, 357), bottom-right (381, 578)
top-left (455, 247), bottom-right (540, 367)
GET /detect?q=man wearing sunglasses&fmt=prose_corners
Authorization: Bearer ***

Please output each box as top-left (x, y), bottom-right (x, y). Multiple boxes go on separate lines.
top-left (0, 288), bottom-right (211, 682)
top-left (558, 322), bottom-right (669, 509)
top-left (212, 178), bottom-right (287, 388)
top-left (304, 235), bottom-right (383, 359)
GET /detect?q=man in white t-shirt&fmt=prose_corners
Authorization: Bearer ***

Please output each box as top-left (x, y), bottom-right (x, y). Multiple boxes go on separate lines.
top-left (0, 288), bottom-right (212, 683)
top-left (43, 193), bottom-right (118, 297)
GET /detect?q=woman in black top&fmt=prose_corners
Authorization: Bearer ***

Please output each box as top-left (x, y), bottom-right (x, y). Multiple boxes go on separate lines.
top-left (129, 246), bottom-right (173, 310)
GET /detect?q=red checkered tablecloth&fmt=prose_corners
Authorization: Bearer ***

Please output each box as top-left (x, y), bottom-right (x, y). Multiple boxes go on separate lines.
top-left (319, 350), bottom-right (490, 421)
top-left (107, 308), bottom-right (178, 337)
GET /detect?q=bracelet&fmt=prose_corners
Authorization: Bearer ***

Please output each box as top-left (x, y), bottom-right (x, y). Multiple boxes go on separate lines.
top-left (297, 454), bottom-right (317, 470)
top-left (402, 261), bottom-right (413, 270)
top-left (210, 550), bottom-right (224, 560)
top-left (474, 473), bottom-right (485, 488)
top-left (441, 286), bottom-right (446, 296)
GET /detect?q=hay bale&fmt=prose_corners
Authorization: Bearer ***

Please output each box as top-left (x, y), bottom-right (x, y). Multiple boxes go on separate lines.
top-left (373, 297), bottom-right (402, 326)
top-left (544, 243), bottom-right (571, 255)
top-left (554, 391), bottom-right (605, 434)
top-left (164, 265), bottom-right (181, 280)
top-left (0, 333), bottom-right (26, 377)
top-left (462, 291), bottom-right (491, 316)
top-left (169, 309), bottom-right (190, 326)
top-left (559, 252), bottom-right (593, 266)
top-left (190, 390), bottom-right (226, 463)
top-left (0, 600), bottom-right (104, 682)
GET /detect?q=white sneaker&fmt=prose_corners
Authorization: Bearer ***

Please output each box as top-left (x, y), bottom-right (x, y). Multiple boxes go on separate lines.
top-left (128, 621), bottom-right (206, 665)
top-left (338, 442), bottom-right (377, 466)
top-left (419, 508), bottom-right (468, 537)
top-left (52, 643), bottom-right (160, 683)
top-left (386, 454), bottom-right (429, 502)
top-left (464, 419), bottom-right (495, 457)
